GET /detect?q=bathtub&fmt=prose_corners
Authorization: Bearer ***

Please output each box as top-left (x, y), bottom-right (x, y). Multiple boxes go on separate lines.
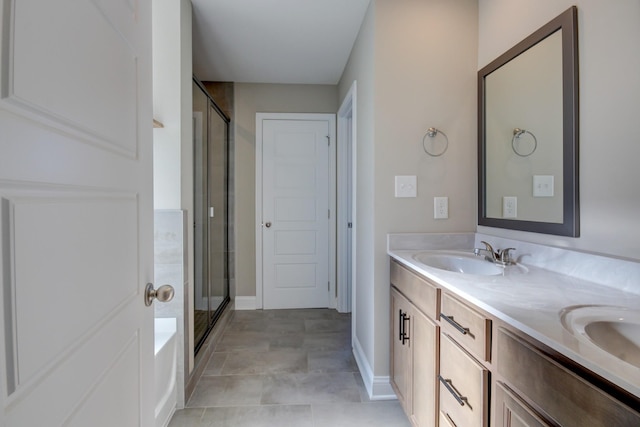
top-left (155, 317), bottom-right (177, 427)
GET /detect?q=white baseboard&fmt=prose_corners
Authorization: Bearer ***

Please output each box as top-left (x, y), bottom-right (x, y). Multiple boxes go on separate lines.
top-left (234, 296), bottom-right (257, 310)
top-left (352, 335), bottom-right (397, 401)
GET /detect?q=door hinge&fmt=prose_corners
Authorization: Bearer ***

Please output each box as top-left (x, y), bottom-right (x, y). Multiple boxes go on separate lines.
top-left (348, 222), bottom-right (353, 228)
top-left (328, 209), bottom-right (330, 219)
top-left (328, 281), bottom-right (330, 291)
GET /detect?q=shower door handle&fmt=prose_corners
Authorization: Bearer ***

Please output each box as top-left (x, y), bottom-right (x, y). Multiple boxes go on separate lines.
top-left (145, 283), bottom-right (175, 306)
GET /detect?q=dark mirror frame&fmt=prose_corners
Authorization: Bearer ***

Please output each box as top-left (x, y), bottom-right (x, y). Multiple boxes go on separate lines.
top-left (478, 6), bottom-right (579, 237)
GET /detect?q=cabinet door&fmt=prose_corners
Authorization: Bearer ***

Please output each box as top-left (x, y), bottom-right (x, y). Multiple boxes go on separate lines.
top-left (495, 383), bottom-right (552, 427)
top-left (411, 308), bottom-right (438, 427)
top-left (391, 289), bottom-right (411, 411)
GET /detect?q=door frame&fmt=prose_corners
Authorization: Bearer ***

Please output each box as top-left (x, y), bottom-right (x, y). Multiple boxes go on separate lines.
top-left (337, 81), bottom-right (357, 314)
top-left (256, 113), bottom-right (337, 309)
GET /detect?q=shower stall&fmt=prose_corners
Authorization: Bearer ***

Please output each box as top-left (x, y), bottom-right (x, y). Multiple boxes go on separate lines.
top-left (192, 77), bottom-right (230, 354)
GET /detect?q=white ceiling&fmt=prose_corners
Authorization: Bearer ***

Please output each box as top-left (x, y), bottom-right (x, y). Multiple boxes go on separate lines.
top-left (191, 0), bottom-right (371, 84)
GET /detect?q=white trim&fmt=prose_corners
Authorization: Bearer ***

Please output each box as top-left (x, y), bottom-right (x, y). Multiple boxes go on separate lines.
top-left (256, 114), bottom-right (264, 309)
top-left (255, 113), bottom-right (337, 310)
top-left (352, 334), bottom-right (397, 401)
top-left (233, 296), bottom-right (257, 311)
top-left (337, 81), bottom-right (357, 314)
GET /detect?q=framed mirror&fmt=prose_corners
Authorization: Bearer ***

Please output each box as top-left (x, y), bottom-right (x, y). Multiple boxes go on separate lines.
top-left (478, 6), bottom-right (579, 237)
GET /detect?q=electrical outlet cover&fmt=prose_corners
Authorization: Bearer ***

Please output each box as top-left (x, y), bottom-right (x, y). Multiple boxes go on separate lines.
top-left (434, 197), bottom-right (448, 219)
top-left (503, 196), bottom-right (517, 218)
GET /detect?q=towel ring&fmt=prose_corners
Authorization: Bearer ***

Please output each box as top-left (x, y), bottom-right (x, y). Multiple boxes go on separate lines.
top-left (511, 128), bottom-right (537, 157)
top-left (422, 127), bottom-right (448, 157)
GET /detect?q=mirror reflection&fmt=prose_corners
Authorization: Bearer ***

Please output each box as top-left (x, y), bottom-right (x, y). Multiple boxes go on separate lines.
top-left (478, 6), bottom-right (579, 237)
top-left (485, 30), bottom-right (563, 223)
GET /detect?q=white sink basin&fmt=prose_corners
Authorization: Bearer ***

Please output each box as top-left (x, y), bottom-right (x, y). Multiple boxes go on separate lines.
top-left (412, 251), bottom-right (504, 276)
top-left (560, 305), bottom-right (640, 368)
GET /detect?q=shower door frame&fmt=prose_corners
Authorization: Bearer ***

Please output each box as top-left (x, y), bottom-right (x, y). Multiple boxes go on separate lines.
top-left (192, 77), bottom-right (231, 355)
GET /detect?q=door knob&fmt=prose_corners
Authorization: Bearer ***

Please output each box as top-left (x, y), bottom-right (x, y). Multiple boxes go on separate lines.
top-left (145, 283), bottom-right (175, 306)
top-left (265, 222), bottom-right (272, 228)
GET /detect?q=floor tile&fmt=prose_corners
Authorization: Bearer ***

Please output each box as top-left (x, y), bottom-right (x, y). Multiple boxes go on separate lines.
top-left (307, 350), bottom-right (357, 373)
top-left (214, 331), bottom-right (270, 353)
top-left (269, 309), bottom-right (339, 320)
top-left (261, 372), bottom-right (362, 405)
top-left (202, 352), bottom-right (228, 376)
top-left (167, 408), bottom-right (206, 427)
top-left (304, 318), bottom-right (351, 333)
top-left (302, 332), bottom-right (351, 351)
top-left (175, 309), bottom-right (410, 427)
top-left (200, 405), bottom-right (313, 427)
top-left (311, 401), bottom-right (412, 427)
top-left (268, 333), bottom-right (305, 350)
top-left (221, 350), bottom-right (307, 375)
top-left (187, 375), bottom-right (263, 408)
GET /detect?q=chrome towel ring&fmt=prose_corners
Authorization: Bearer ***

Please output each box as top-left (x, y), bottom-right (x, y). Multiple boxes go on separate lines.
top-left (512, 128), bottom-right (537, 157)
top-left (422, 127), bottom-right (448, 157)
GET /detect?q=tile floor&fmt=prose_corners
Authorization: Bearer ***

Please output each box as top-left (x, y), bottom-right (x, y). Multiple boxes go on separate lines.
top-left (168, 309), bottom-right (411, 427)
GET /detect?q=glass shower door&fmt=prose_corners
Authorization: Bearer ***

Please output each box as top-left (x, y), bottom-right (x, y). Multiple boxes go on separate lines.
top-left (193, 81), bottom-right (210, 347)
top-left (208, 102), bottom-right (228, 325)
top-left (193, 77), bottom-right (230, 354)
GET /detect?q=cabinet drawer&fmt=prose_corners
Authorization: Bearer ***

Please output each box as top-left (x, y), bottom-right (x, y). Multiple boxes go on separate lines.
top-left (497, 328), bottom-right (640, 427)
top-left (440, 292), bottom-right (491, 362)
top-left (391, 260), bottom-right (439, 320)
top-left (439, 333), bottom-right (489, 427)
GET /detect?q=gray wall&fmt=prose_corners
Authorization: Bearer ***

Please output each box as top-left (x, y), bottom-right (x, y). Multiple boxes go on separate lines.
top-left (339, 0), bottom-right (479, 384)
top-left (233, 83), bottom-right (339, 300)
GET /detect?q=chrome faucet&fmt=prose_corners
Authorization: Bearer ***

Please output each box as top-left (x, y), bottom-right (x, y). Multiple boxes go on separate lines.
top-left (474, 241), bottom-right (516, 266)
top-left (474, 240), bottom-right (497, 261)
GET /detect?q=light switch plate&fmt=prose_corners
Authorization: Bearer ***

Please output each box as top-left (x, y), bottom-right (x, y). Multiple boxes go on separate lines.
top-left (533, 175), bottom-right (554, 197)
top-left (395, 175), bottom-right (417, 198)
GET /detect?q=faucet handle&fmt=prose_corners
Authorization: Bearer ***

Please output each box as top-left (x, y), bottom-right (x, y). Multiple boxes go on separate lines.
top-left (480, 240), bottom-right (495, 254)
top-left (498, 248), bottom-right (516, 264)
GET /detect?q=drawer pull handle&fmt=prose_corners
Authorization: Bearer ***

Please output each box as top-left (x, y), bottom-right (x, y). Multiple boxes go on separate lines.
top-left (398, 309), bottom-right (410, 345)
top-left (439, 375), bottom-right (468, 406)
top-left (402, 313), bottom-right (410, 345)
top-left (440, 313), bottom-right (470, 335)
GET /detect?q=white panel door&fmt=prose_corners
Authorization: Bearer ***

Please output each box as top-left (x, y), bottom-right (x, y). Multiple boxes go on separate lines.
top-left (261, 118), bottom-right (330, 309)
top-left (0, 0), bottom-right (154, 426)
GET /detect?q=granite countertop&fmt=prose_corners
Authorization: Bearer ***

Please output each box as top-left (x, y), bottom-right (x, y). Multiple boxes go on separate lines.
top-left (388, 242), bottom-right (640, 399)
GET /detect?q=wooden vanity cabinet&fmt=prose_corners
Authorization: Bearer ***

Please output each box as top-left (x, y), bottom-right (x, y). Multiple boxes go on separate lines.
top-left (495, 328), bottom-right (640, 427)
top-left (390, 257), bottom-right (640, 427)
top-left (390, 261), bottom-right (439, 427)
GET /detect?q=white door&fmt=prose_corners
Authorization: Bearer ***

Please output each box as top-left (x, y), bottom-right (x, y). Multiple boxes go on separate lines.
top-left (259, 116), bottom-right (333, 309)
top-left (337, 83), bottom-right (356, 314)
top-left (0, 1), bottom-right (154, 426)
